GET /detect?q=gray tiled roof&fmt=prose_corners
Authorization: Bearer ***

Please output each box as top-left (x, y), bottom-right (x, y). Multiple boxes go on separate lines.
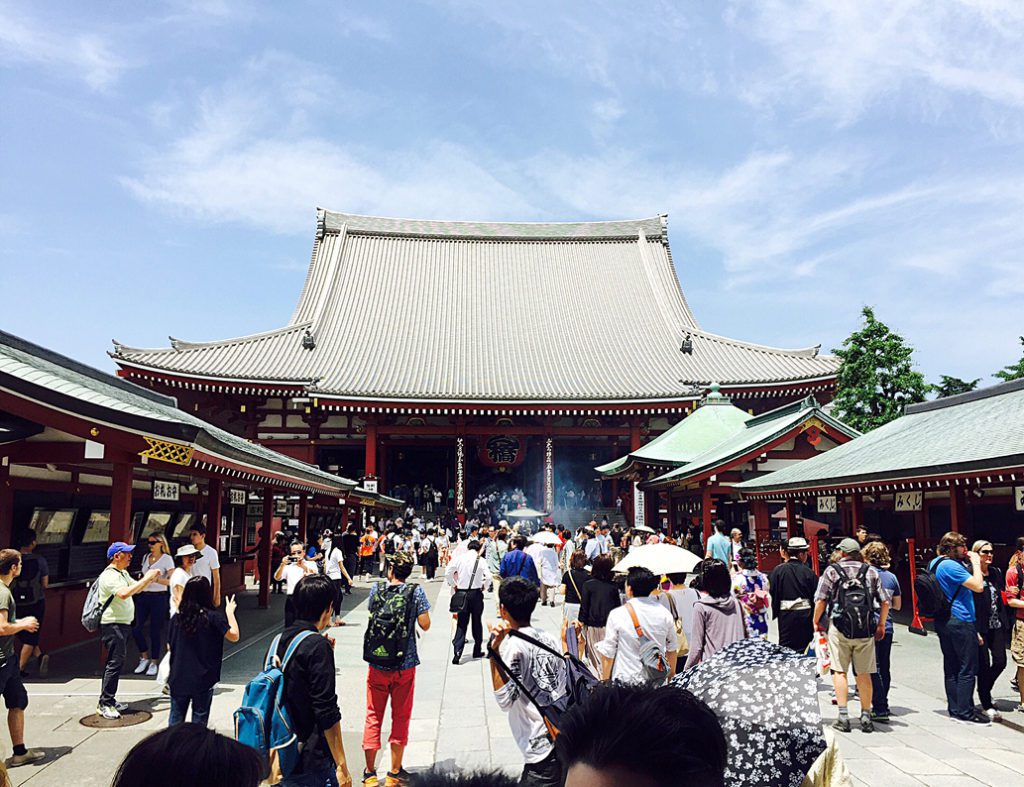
top-left (0, 331), bottom-right (356, 493)
top-left (735, 379), bottom-right (1024, 493)
top-left (112, 209), bottom-right (840, 403)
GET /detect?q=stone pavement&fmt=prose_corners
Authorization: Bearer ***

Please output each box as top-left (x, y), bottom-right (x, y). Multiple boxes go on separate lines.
top-left (3, 574), bottom-right (1022, 785)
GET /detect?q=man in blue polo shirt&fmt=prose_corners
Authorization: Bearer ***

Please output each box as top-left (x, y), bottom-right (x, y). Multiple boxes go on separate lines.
top-left (705, 520), bottom-right (732, 565)
top-left (929, 531), bottom-right (985, 724)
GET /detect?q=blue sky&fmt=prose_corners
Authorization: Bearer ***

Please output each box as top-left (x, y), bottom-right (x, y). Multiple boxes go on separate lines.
top-left (2, 1), bottom-right (1023, 386)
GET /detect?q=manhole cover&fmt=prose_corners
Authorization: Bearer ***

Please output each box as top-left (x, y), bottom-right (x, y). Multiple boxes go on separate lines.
top-left (79, 709), bottom-right (153, 728)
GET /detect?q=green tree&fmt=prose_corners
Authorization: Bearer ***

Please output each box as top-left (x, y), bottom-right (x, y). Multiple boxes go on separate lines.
top-left (931, 375), bottom-right (980, 398)
top-left (832, 306), bottom-right (928, 431)
top-left (993, 336), bottom-right (1024, 382)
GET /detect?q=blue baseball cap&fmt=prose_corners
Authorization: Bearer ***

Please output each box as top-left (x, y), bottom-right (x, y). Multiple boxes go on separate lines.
top-left (107, 542), bottom-right (136, 560)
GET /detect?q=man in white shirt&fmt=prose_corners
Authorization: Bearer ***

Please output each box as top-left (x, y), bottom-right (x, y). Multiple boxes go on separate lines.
top-left (274, 541), bottom-right (319, 627)
top-left (188, 523), bottom-right (221, 607)
top-left (488, 577), bottom-right (565, 787)
top-left (597, 567), bottom-right (679, 684)
top-left (447, 540), bottom-right (488, 664)
top-left (525, 538), bottom-right (559, 607)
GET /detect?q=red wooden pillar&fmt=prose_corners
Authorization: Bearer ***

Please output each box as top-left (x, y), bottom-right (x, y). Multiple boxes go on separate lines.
top-left (784, 498), bottom-right (797, 539)
top-left (949, 487), bottom-right (966, 534)
top-left (206, 477), bottom-right (223, 549)
top-left (701, 486), bottom-right (713, 544)
top-left (364, 420), bottom-right (378, 478)
top-left (258, 488), bottom-right (274, 609)
top-left (110, 462), bottom-right (134, 543)
top-left (298, 493), bottom-right (309, 542)
top-left (850, 493), bottom-right (864, 535)
top-left (752, 499), bottom-right (770, 543)
top-left (0, 459), bottom-right (13, 548)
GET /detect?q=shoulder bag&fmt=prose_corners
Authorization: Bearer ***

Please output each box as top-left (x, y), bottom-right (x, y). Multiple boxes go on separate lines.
top-left (666, 593), bottom-right (690, 658)
top-left (449, 557), bottom-right (481, 614)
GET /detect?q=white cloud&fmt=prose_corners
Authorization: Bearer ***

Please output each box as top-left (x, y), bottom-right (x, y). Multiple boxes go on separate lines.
top-left (0, 7), bottom-right (126, 90)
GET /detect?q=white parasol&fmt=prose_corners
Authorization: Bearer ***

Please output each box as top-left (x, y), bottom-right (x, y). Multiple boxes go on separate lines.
top-left (507, 507), bottom-right (546, 518)
top-left (632, 524), bottom-right (655, 533)
top-left (529, 531), bottom-right (562, 546)
top-left (613, 543), bottom-right (702, 575)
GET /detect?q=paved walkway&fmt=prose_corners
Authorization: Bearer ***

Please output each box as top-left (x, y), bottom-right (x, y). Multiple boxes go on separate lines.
top-left (4, 577), bottom-right (1023, 785)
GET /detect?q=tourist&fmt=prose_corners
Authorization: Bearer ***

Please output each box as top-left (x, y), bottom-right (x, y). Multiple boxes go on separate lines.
top-left (97, 542), bottom-right (163, 720)
top-left (862, 542), bottom-right (901, 723)
top-left (685, 561), bottom-right (746, 669)
top-left (275, 575), bottom-right (352, 786)
top-left (271, 532), bottom-right (288, 594)
top-left (499, 536), bottom-right (540, 586)
top-left (363, 552), bottom-right (431, 787)
top-left (275, 541), bottom-right (319, 628)
top-left (488, 578), bottom-right (565, 787)
top-left (560, 551), bottom-right (589, 623)
top-left (656, 571), bottom-right (698, 655)
top-left (12, 529), bottom-right (49, 678)
top-left (813, 538), bottom-right (888, 733)
top-left (420, 527), bottom-right (440, 581)
top-left (188, 524), bottom-right (222, 608)
top-left (731, 548), bottom-right (771, 638)
top-left (170, 545), bottom-right (200, 616)
top-left (971, 539), bottom-right (1008, 721)
top-left (131, 533), bottom-right (174, 677)
top-left (112, 723), bottom-right (267, 787)
top-left (1005, 536), bottom-right (1024, 712)
top-left (768, 537), bottom-right (817, 653)
top-left (526, 537), bottom-right (559, 607)
top-left (577, 554), bottom-right (620, 676)
top-left (597, 567), bottom-right (678, 684)
top-left (705, 520), bottom-right (732, 565)
top-left (325, 536), bottom-right (353, 625)
top-left (0, 549), bottom-right (44, 766)
top-left (167, 577), bottom-right (239, 726)
top-left (855, 526), bottom-right (869, 547)
top-left (729, 529), bottom-right (744, 569)
top-left (447, 540), bottom-right (487, 665)
top-left (486, 530), bottom-right (508, 602)
top-left (584, 527), bottom-right (601, 562)
top-left (360, 525), bottom-right (378, 580)
top-left (555, 682), bottom-right (727, 787)
top-left (341, 524), bottom-right (360, 589)
top-left (928, 532), bottom-right (986, 724)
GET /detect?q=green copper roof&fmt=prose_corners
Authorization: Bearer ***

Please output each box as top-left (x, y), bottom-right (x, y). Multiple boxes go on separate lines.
top-left (735, 379), bottom-right (1024, 494)
top-left (597, 386), bottom-right (752, 478)
top-left (644, 396), bottom-right (860, 489)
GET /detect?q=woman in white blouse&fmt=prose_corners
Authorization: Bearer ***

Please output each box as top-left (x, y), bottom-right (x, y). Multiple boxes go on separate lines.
top-left (170, 545), bottom-right (202, 617)
top-left (132, 533), bottom-right (174, 675)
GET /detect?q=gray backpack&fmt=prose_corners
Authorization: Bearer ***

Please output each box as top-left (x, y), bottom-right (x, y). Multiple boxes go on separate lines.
top-left (81, 568), bottom-right (116, 632)
top-left (626, 602), bottom-right (668, 684)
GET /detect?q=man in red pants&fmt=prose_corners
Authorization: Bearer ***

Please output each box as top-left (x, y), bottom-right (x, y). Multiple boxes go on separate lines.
top-left (361, 552), bottom-right (431, 787)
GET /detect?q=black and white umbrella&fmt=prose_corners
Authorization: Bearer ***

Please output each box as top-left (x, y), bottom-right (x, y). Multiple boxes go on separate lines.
top-left (671, 638), bottom-right (826, 787)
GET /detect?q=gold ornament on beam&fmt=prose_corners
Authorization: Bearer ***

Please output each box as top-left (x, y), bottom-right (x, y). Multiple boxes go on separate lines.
top-left (139, 437), bottom-right (194, 466)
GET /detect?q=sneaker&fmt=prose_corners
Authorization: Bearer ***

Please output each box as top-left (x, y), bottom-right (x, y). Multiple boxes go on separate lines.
top-left (38, 655), bottom-right (49, 677)
top-left (146, 662), bottom-right (159, 677)
top-left (870, 711), bottom-right (890, 723)
top-left (114, 701), bottom-right (130, 713)
top-left (985, 708), bottom-right (1002, 722)
top-left (161, 684), bottom-right (170, 696)
top-left (831, 717), bottom-right (851, 733)
top-left (6, 749), bottom-right (45, 767)
top-left (133, 658), bottom-right (150, 675)
top-left (97, 704), bottom-right (121, 720)
top-left (385, 768), bottom-right (411, 786)
top-left (954, 712), bottom-right (991, 725)
top-left (860, 715), bottom-right (874, 733)
top-left (1012, 677), bottom-right (1019, 692)
top-left (362, 770), bottom-right (379, 787)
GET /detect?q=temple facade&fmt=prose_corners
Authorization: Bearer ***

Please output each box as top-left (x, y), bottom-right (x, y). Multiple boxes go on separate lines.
top-left (111, 209), bottom-right (841, 525)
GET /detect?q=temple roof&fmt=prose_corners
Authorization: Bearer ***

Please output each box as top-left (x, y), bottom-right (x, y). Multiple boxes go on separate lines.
top-left (735, 379), bottom-right (1024, 495)
top-left (112, 208), bottom-right (840, 404)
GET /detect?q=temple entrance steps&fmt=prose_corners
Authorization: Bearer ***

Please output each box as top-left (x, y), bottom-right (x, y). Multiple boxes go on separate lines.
top-left (550, 506), bottom-right (623, 531)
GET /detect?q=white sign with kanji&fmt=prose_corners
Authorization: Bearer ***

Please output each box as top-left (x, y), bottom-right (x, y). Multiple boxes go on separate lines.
top-left (229, 489), bottom-right (246, 506)
top-left (1015, 487), bottom-right (1024, 512)
top-left (894, 491), bottom-right (923, 512)
top-left (817, 496), bottom-right (837, 514)
top-left (153, 480), bottom-right (180, 502)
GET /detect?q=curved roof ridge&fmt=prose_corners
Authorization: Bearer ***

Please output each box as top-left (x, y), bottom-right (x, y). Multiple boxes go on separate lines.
top-left (113, 322), bottom-right (311, 356)
top-left (690, 327), bottom-right (824, 358)
top-left (319, 207), bottom-right (667, 240)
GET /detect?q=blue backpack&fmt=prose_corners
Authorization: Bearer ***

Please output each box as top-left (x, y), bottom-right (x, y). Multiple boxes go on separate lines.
top-left (234, 631), bottom-right (315, 779)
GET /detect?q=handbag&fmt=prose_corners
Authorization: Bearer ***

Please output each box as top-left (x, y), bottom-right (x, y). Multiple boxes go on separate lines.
top-left (449, 557), bottom-right (481, 614)
top-left (666, 593), bottom-right (690, 658)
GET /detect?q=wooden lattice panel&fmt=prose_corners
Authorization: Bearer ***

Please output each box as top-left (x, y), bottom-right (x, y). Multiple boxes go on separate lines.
top-left (139, 437), bottom-right (194, 466)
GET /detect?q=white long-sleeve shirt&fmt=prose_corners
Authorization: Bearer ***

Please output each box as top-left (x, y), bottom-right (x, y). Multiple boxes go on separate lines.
top-left (446, 550), bottom-right (487, 590)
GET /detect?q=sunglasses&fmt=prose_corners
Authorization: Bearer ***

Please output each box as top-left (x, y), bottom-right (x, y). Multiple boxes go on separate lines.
top-left (979, 549), bottom-right (994, 554)
top-left (147, 540), bottom-right (160, 545)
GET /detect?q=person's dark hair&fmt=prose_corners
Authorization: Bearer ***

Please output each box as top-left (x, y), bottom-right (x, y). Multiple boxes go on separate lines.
top-left (498, 577), bottom-right (538, 624)
top-left (15, 529), bottom-right (37, 550)
top-left (666, 572), bottom-right (688, 586)
top-left (391, 558), bottom-right (414, 581)
top-left (937, 531), bottom-right (967, 556)
top-left (555, 683), bottom-right (726, 787)
top-left (0, 549), bottom-right (21, 575)
top-left (738, 547), bottom-right (758, 571)
top-left (178, 576), bottom-right (214, 635)
top-left (292, 575), bottom-right (335, 621)
top-left (591, 554), bottom-right (614, 582)
top-left (569, 550), bottom-right (586, 570)
top-left (512, 535), bottom-right (528, 551)
top-left (112, 722), bottom-right (266, 787)
top-left (702, 561), bottom-right (732, 599)
top-left (1017, 536), bottom-right (1024, 552)
top-left (190, 523), bottom-right (207, 536)
top-left (409, 769), bottom-right (517, 787)
top-left (714, 519), bottom-right (727, 534)
top-left (466, 539), bottom-right (481, 552)
top-left (496, 530), bottom-right (507, 542)
top-left (626, 567), bottom-right (658, 598)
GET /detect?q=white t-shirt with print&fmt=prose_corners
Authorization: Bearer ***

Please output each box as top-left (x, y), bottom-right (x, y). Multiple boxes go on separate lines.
top-left (596, 597), bottom-right (679, 684)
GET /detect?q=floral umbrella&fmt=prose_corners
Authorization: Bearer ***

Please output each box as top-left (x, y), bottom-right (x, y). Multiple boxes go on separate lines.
top-left (671, 637), bottom-right (826, 787)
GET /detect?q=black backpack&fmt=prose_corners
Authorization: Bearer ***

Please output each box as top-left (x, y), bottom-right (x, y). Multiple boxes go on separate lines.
top-left (915, 557), bottom-right (962, 622)
top-left (830, 564), bottom-right (874, 639)
top-left (363, 582), bottom-right (416, 668)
